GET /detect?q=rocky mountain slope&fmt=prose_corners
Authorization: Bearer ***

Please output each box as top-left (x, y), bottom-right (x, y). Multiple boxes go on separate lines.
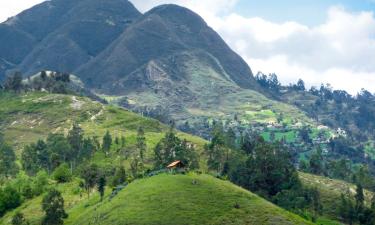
top-left (0, 0), bottom-right (141, 79)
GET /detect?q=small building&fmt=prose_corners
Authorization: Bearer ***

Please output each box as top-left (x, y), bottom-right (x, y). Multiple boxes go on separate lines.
top-left (167, 160), bottom-right (185, 169)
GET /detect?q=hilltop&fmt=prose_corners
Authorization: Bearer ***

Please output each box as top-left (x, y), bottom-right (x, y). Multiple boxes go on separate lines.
top-left (1, 174), bottom-right (314, 225)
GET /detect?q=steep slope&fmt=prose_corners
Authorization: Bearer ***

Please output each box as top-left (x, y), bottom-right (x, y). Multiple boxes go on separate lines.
top-left (0, 1), bottom-right (318, 130)
top-left (77, 4), bottom-right (258, 91)
top-left (0, 0), bottom-right (141, 79)
top-left (0, 174), bottom-right (314, 225)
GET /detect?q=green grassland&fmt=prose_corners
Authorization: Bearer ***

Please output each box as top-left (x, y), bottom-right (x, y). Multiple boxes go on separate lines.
top-left (1, 174), bottom-right (315, 225)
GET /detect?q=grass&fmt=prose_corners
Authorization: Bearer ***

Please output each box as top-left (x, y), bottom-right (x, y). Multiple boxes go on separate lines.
top-left (0, 92), bottom-right (207, 155)
top-left (299, 172), bottom-right (374, 220)
top-left (66, 173), bottom-right (314, 225)
top-left (0, 174), bottom-right (316, 225)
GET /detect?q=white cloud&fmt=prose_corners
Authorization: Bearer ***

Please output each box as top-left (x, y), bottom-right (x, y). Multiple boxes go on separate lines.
top-left (213, 6), bottom-right (375, 94)
top-left (0, 0), bottom-right (46, 22)
top-left (133, 1), bottom-right (375, 94)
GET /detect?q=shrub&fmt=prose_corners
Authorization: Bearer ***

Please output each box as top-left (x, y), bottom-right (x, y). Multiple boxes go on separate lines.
top-left (53, 164), bottom-right (72, 183)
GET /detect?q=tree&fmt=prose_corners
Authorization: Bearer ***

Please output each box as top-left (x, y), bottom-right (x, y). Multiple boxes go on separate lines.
top-left (296, 79), bottom-right (305, 91)
top-left (232, 137), bottom-right (301, 198)
top-left (0, 143), bottom-right (18, 178)
top-left (102, 131), bottom-right (112, 155)
top-left (35, 140), bottom-right (51, 174)
top-left (310, 187), bottom-right (323, 222)
top-left (80, 164), bottom-right (99, 198)
top-left (353, 165), bottom-right (374, 190)
top-left (80, 138), bottom-right (95, 161)
top-left (4, 72), bottom-right (23, 93)
top-left (225, 128), bottom-right (237, 149)
top-left (136, 127), bottom-right (147, 161)
top-left (339, 194), bottom-right (355, 225)
top-left (41, 189), bottom-right (67, 225)
top-left (0, 186), bottom-right (22, 216)
top-left (21, 144), bottom-right (40, 176)
top-left (21, 140), bottom-right (51, 174)
top-left (67, 123), bottom-right (83, 170)
top-left (46, 133), bottom-right (71, 170)
top-left (205, 126), bottom-right (227, 173)
top-left (31, 171), bottom-right (49, 196)
top-left (154, 127), bottom-right (198, 169)
top-left (97, 175), bottom-right (106, 202)
top-left (111, 166), bottom-right (126, 187)
top-left (309, 148), bottom-right (324, 175)
top-left (52, 164), bottom-right (72, 183)
top-left (11, 212), bottom-right (29, 225)
top-left (355, 183), bottom-right (365, 214)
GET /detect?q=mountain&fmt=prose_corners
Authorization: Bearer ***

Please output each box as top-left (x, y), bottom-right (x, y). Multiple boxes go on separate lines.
top-left (0, 0), bottom-right (323, 131)
top-left (0, 0), bottom-right (141, 79)
top-left (77, 4), bottom-right (258, 91)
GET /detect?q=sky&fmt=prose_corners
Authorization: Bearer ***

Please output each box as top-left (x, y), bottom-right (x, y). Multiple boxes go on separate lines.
top-left (1, 0), bottom-right (375, 94)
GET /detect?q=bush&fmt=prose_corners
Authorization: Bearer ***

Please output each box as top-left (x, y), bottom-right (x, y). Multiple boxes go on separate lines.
top-left (31, 171), bottom-right (49, 196)
top-left (0, 186), bottom-right (22, 216)
top-left (53, 164), bottom-right (72, 183)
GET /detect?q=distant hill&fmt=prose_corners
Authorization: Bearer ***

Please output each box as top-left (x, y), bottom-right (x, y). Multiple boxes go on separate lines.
top-left (0, 91), bottom-right (205, 153)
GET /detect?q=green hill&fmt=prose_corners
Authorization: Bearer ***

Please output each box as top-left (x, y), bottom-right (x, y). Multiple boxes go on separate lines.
top-left (0, 91), bottom-right (205, 153)
top-left (1, 174), bottom-right (314, 225)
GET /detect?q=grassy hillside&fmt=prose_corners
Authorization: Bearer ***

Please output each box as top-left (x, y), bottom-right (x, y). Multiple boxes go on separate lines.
top-left (0, 91), bottom-right (206, 153)
top-left (68, 173), bottom-right (315, 225)
top-left (300, 172), bottom-right (374, 220)
top-left (0, 173), bottom-right (313, 225)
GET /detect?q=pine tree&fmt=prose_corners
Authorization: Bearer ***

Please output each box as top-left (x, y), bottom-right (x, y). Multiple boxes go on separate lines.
top-left (355, 183), bottom-right (365, 214)
top-left (205, 126), bottom-right (226, 173)
top-left (309, 147), bottom-right (324, 175)
top-left (67, 123), bottom-right (83, 170)
top-left (102, 131), bottom-right (112, 155)
top-left (41, 189), bottom-right (68, 225)
top-left (136, 127), bottom-right (146, 161)
top-left (97, 175), bottom-right (106, 202)
top-left (0, 143), bottom-right (19, 178)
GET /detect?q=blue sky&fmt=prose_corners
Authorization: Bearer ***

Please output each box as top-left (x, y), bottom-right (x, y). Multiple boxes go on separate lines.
top-left (235, 0), bottom-right (375, 25)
